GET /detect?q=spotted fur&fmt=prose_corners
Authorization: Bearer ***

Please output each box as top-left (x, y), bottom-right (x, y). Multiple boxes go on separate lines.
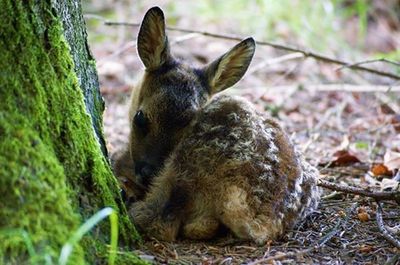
top-left (112, 6), bottom-right (321, 244)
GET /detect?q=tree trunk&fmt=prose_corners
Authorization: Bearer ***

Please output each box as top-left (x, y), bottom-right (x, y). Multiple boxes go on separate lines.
top-left (0, 1), bottom-right (141, 264)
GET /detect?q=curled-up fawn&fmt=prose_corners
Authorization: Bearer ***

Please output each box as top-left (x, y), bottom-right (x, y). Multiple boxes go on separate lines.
top-left (112, 6), bottom-right (320, 244)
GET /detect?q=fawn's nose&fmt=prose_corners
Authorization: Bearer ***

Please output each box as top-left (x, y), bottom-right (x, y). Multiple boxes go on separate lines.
top-left (135, 161), bottom-right (156, 185)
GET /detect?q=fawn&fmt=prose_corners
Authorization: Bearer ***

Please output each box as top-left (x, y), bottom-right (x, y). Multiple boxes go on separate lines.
top-left (112, 6), bottom-right (320, 244)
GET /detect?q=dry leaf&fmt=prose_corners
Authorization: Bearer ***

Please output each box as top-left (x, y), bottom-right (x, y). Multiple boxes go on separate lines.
top-left (371, 163), bottom-right (392, 177)
top-left (338, 210), bottom-right (346, 218)
top-left (357, 212), bottom-right (370, 222)
top-left (357, 206), bottom-right (370, 222)
top-left (384, 150), bottom-right (400, 171)
top-left (201, 259), bottom-right (213, 265)
top-left (380, 178), bottom-right (400, 191)
top-left (338, 135), bottom-right (350, 150)
top-left (358, 245), bottom-right (374, 253)
top-left (391, 114), bottom-right (400, 133)
top-left (331, 150), bottom-right (361, 166)
top-left (379, 103), bottom-right (396, 115)
top-left (362, 173), bottom-right (381, 187)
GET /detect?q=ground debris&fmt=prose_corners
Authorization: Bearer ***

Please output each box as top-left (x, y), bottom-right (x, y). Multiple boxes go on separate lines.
top-left (94, 3), bottom-right (400, 262)
top-left (129, 196), bottom-right (399, 264)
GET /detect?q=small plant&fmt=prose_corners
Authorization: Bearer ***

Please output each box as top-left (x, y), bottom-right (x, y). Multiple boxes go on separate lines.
top-left (59, 207), bottom-right (118, 265)
top-left (1, 208), bottom-right (119, 265)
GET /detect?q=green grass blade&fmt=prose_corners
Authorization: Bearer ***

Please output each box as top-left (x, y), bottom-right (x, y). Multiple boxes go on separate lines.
top-left (58, 207), bottom-right (119, 265)
top-left (108, 208), bottom-right (118, 265)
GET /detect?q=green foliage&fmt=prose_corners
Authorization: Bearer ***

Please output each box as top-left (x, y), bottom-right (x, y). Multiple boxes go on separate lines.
top-left (199, 0), bottom-right (341, 50)
top-left (164, 0), bottom-right (395, 59)
top-left (166, 0), bottom-right (350, 52)
top-left (354, 141), bottom-right (369, 150)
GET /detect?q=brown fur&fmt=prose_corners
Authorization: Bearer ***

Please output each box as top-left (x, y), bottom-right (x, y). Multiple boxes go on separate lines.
top-left (112, 6), bottom-right (320, 244)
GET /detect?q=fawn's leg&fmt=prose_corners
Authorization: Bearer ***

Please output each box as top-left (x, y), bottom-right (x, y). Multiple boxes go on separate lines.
top-left (111, 147), bottom-right (134, 180)
top-left (182, 216), bottom-right (219, 240)
top-left (218, 185), bottom-right (283, 245)
top-left (111, 147), bottom-right (146, 201)
top-left (182, 197), bottom-right (219, 240)
top-left (129, 164), bottom-right (187, 241)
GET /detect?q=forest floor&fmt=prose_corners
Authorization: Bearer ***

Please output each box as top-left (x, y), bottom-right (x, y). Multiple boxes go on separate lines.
top-left (102, 88), bottom-right (400, 264)
top-left (84, 1), bottom-right (400, 264)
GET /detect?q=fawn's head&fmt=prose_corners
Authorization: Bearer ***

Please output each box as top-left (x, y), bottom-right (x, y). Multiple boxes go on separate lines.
top-left (129, 6), bottom-right (255, 185)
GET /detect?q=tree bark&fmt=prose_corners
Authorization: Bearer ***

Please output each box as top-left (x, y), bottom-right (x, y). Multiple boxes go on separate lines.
top-left (0, 1), bottom-right (141, 264)
top-left (52, 1), bottom-right (108, 157)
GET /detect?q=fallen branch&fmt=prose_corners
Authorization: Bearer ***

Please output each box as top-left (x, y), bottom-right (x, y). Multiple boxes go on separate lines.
top-left (318, 180), bottom-right (400, 202)
top-left (337, 58), bottom-right (400, 70)
top-left (256, 84), bottom-right (400, 92)
top-left (97, 33), bottom-right (200, 65)
top-left (247, 52), bottom-right (304, 75)
top-left (376, 201), bottom-right (400, 248)
top-left (103, 20), bottom-right (400, 80)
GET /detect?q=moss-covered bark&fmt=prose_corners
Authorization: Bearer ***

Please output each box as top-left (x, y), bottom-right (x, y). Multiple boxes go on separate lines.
top-left (0, 1), bottom-right (142, 264)
top-left (52, 0), bottom-right (108, 157)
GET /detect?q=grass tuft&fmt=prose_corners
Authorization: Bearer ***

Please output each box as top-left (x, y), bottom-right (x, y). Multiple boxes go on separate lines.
top-left (59, 207), bottom-right (119, 265)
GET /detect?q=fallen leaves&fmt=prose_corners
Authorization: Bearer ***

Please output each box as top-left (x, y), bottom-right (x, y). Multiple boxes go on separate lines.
top-left (384, 150), bottom-right (400, 171)
top-left (370, 150), bottom-right (400, 192)
top-left (337, 210), bottom-right (347, 218)
top-left (330, 150), bottom-right (361, 167)
top-left (379, 103), bottom-right (400, 133)
top-left (381, 177), bottom-right (400, 191)
top-left (371, 164), bottom-right (392, 177)
top-left (358, 245), bottom-right (375, 253)
top-left (391, 114), bottom-right (400, 133)
top-left (357, 207), bottom-right (370, 222)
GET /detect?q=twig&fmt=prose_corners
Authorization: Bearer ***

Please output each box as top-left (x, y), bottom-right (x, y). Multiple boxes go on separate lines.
top-left (97, 33), bottom-right (200, 65)
top-left (255, 84), bottom-right (400, 92)
top-left (170, 33), bottom-right (201, 45)
top-left (97, 40), bottom-right (136, 65)
top-left (103, 20), bottom-right (400, 80)
top-left (318, 180), bottom-right (400, 202)
top-left (337, 58), bottom-right (400, 71)
top-left (376, 201), bottom-right (400, 248)
top-left (318, 202), bottom-right (357, 245)
top-left (247, 52), bottom-right (304, 75)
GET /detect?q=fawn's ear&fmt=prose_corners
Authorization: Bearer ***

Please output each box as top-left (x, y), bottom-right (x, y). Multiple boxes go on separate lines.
top-left (137, 7), bottom-right (171, 70)
top-left (203, 38), bottom-right (255, 94)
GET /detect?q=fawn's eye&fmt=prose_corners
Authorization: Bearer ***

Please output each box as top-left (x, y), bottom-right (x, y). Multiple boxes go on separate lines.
top-left (134, 110), bottom-right (148, 130)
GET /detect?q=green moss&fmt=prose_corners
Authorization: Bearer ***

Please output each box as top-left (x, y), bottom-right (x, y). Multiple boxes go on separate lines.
top-left (0, 1), bottom-right (141, 264)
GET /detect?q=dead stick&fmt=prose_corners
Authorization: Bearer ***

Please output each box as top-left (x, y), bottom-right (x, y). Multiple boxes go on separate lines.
top-left (337, 58), bottom-right (400, 70)
top-left (257, 84), bottom-right (400, 92)
top-left (318, 180), bottom-right (400, 202)
top-left (104, 20), bottom-right (400, 80)
top-left (376, 201), bottom-right (400, 248)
